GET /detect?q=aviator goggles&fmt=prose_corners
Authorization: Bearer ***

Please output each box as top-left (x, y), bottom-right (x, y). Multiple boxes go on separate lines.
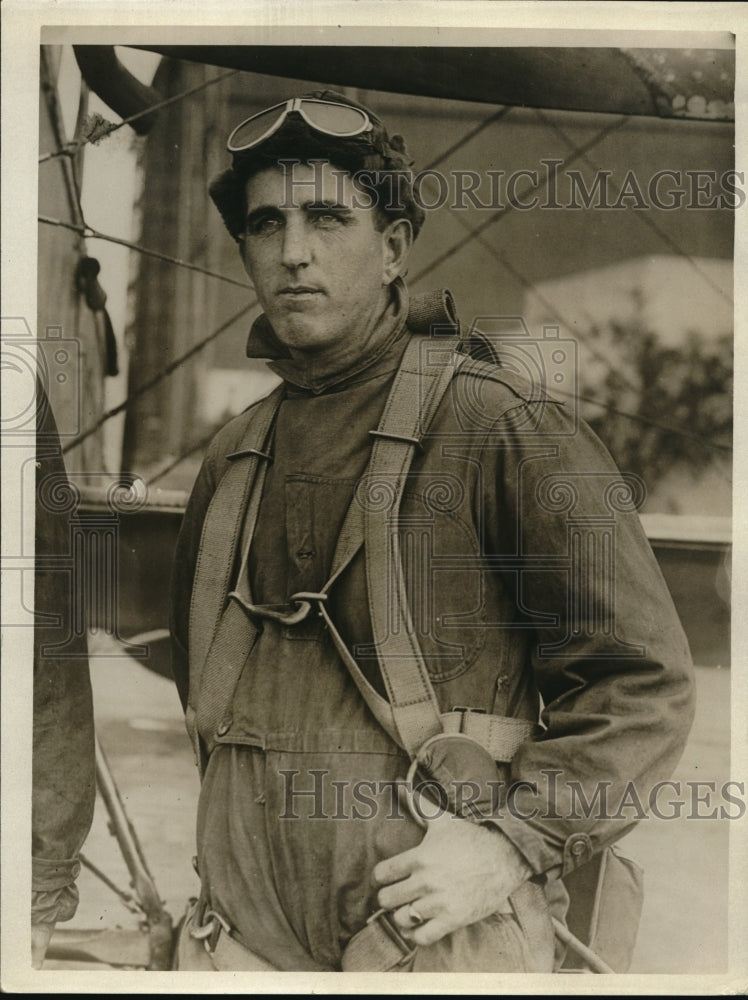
top-left (227, 97), bottom-right (374, 154)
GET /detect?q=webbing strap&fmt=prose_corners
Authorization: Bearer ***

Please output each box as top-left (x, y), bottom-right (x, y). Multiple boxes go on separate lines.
top-left (362, 337), bottom-right (464, 756)
top-left (305, 336), bottom-right (460, 751)
top-left (187, 385), bottom-right (284, 763)
top-left (316, 602), bottom-right (537, 762)
top-left (440, 712), bottom-right (537, 760)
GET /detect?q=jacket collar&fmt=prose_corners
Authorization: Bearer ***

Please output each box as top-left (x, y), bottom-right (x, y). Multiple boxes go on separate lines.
top-left (245, 281), bottom-right (459, 395)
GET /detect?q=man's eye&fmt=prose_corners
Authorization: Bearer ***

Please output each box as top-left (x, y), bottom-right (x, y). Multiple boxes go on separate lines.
top-left (247, 216), bottom-right (282, 236)
top-left (312, 210), bottom-right (346, 227)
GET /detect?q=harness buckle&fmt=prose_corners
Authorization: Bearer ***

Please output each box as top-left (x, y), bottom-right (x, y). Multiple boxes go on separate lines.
top-left (366, 908), bottom-right (416, 966)
top-left (452, 705), bottom-right (486, 733)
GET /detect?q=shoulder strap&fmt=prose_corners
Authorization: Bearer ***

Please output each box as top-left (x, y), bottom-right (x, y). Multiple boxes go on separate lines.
top-left (363, 336), bottom-right (465, 755)
top-left (319, 334), bottom-right (465, 757)
top-left (320, 333), bottom-right (537, 762)
top-left (186, 384), bottom-right (284, 768)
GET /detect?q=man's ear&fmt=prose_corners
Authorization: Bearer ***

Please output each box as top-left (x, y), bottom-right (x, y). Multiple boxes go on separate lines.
top-left (382, 218), bottom-right (413, 285)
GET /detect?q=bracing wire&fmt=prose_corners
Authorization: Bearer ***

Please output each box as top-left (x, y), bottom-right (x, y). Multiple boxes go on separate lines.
top-left (144, 430), bottom-right (224, 487)
top-left (409, 108), bottom-right (732, 460)
top-left (61, 303), bottom-right (257, 455)
top-left (421, 107), bottom-right (513, 172)
top-left (556, 386), bottom-right (732, 455)
top-left (39, 69), bottom-right (239, 164)
top-left (411, 115), bottom-right (632, 287)
top-left (41, 56), bottom-right (255, 460)
top-left (39, 215), bottom-right (252, 289)
top-left (532, 106), bottom-right (733, 308)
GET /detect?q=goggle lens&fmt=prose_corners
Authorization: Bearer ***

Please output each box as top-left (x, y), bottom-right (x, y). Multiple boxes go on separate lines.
top-left (227, 103), bottom-right (289, 152)
top-left (227, 99), bottom-right (371, 154)
top-left (300, 100), bottom-right (370, 135)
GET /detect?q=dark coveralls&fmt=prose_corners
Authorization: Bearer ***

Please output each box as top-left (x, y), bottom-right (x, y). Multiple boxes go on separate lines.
top-left (170, 283), bottom-right (695, 971)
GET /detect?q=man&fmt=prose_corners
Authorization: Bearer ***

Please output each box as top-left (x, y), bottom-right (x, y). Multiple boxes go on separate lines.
top-left (170, 91), bottom-right (695, 972)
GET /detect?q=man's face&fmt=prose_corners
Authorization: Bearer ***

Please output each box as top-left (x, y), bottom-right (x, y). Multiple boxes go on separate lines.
top-left (242, 162), bottom-right (401, 354)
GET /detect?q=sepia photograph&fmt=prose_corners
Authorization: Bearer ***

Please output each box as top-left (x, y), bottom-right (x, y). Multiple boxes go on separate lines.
top-left (1, 2), bottom-right (746, 993)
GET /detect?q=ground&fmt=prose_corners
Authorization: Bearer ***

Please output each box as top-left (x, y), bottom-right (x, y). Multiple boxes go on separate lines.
top-left (47, 633), bottom-right (730, 975)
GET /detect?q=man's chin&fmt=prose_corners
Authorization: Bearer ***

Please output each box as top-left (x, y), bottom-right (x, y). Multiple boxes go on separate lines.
top-left (273, 320), bottom-right (332, 354)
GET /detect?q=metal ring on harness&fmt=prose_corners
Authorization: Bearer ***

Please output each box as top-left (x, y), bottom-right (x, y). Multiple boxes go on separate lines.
top-left (228, 591), bottom-right (328, 626)
top-left (403, 731), bottom-right (491, 828)
top-left (189, 906), bottom-right (232, 942)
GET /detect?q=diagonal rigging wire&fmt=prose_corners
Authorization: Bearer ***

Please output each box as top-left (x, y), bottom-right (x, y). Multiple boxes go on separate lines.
top-left (411, 108), bottom-right (732, 460)
top-left (552, 385), bottom-right (732, 454)
top-left (39, 68), bottom-right (239, 164)
top-left (39, 59), bottom-right (253, 457)
top-left (408, 105), bottom-right (633, 386)
top-left (411, 114), bottom-right (631, 287)
top-left (38, 64), bottom-right (249, 460)
top-left (144, 428), bottom-right (226, 487)
top-left (411, 111), bottom-right (645, 387)
top-left (421, 106), bottom-right (513, 172)
top-left (532, 106), bottom-right (733, 307)
top-left (476, 234), bottom-right (732, 458)
top-left (479, 246), bottom-right (733, 470)
top-left (38, 215), bottom-right (253, 289)
top-left (433, 197), bottom-right (643, 395)
top-left (62, 302), bottom-right (257, 454)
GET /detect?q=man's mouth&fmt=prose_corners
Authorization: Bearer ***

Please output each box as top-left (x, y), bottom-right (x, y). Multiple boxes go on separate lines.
top-left (278, 285), bottom-right (323, 296)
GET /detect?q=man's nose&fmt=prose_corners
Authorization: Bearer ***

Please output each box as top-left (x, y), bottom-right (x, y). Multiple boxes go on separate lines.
top-left (281, 217), bottom-right (311, 269)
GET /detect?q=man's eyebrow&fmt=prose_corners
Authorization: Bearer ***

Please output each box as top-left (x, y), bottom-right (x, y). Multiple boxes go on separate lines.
top-left (305, 201), bottom-right (352, 212)
top-left (245, 204), bottom-right (282, 226)
top-left (245, 201), bottom-right (354, 226)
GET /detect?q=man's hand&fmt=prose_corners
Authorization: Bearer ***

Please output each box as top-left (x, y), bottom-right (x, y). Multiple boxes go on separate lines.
top-left (31, 922), bottom-right (55, 969)
top-left (372, 812), bottom-right (532, 947)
